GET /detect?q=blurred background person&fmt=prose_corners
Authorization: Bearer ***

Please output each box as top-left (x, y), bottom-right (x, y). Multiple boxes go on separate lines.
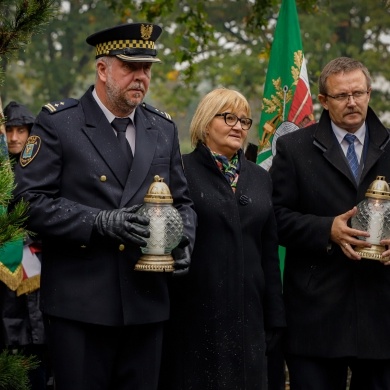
top-left (1, 101), bottom-right (51, 389)
top-left (159, 87), bottom-right (285, 389)
top-left (4, 101), bottom-right (34, 158)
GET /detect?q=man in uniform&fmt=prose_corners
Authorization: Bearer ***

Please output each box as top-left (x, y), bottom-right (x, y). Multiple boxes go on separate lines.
top-left (13, 22), bottom-right (196, 390)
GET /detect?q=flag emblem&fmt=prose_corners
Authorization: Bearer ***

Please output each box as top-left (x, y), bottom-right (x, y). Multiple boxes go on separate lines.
top-left (257, 0), bottom-right (315, 169)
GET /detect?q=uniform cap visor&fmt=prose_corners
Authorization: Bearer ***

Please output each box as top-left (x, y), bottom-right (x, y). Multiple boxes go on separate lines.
top-left (116, 54), bottom-right (161, 63)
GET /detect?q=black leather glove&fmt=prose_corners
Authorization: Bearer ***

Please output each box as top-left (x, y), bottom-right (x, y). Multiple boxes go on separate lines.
top-left (172, 235), bottom-right (191, 277)
top-left (266, 327), bottom-right (285, 355)
top-left (93, 205), bottom-right (150, 247)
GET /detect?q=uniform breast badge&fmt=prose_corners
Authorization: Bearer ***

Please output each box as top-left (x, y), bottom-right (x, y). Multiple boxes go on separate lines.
top-left (20, 135), bottom-right (41, 167)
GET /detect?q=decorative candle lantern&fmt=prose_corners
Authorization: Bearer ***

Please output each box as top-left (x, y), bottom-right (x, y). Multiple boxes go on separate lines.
top-left (134, 175), bottom-right (184, 272)
top-left (351, 176), bottom-right (390, 261)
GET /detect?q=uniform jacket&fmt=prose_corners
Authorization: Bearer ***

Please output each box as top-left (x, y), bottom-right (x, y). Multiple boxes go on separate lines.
top-left (160, 144), bottom-right (285, 389)
top-left (270, 107), bottom-right (390, 358)
top-left (13, 86), bottom-right (196, 326)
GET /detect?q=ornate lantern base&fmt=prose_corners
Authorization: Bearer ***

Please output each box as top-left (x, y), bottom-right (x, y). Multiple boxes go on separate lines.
top-left (354, 244), bottom-right (390, 261)
top-left (134, 254), bottom-right (175, 272)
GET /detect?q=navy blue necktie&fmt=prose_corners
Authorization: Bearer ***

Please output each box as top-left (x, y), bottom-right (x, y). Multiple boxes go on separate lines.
top-left (344, 133), bottom-right (359, 180)
top-left (112, 117), bottom-right (133, 169)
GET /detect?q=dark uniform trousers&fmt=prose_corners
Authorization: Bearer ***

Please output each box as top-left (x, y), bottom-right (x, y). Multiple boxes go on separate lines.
top-left (45, 315), bottom-right (163, 390)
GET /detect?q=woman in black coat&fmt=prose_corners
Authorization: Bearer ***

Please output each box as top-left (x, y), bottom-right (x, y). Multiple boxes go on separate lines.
top-left (159, 88), bottom-right (285, 389)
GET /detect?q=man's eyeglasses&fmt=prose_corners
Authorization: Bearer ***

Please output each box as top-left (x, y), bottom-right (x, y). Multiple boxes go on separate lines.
top-left (215, 112), bottom-right (253, 131)
top-left (325, 90), bottom-right (369, 102)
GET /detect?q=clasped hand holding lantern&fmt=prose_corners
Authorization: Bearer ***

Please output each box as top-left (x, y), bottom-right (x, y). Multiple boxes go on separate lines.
top-left (94, 175), bottom-right (184, 272)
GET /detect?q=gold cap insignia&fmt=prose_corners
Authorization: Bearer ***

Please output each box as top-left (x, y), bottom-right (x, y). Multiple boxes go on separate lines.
top-left (141, 24), bottom-right (153, 40)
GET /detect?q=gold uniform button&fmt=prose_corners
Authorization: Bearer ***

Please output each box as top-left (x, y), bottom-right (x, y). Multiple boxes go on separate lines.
top-left (100, 175), bottom-right (107, 182)
top-left (119, 244), bottom-right (125, 251)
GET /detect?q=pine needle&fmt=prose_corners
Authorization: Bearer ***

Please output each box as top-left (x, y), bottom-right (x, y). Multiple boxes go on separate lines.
top-left (0, 350), bottom-right (39, 390)
top-left (0, 145), bottom-right (29, 246)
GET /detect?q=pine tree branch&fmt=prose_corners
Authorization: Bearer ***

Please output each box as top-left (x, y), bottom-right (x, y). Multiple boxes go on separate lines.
top-left (0, 350), bottom-right (39, 390)
top-left (0, 0), bottom-right (56, 57)
top-left (0, 151), bottom-right (29, 246)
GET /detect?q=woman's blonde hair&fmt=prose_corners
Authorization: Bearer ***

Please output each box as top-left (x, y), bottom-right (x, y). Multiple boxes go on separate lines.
top-left (189, 88), bottom-right (251, 147)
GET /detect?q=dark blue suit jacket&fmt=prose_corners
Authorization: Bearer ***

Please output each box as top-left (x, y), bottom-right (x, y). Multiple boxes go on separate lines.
top-left (14, 86), bottom-right (196, 326)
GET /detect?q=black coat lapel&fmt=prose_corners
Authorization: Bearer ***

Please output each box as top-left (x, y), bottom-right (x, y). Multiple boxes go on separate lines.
top-left (80, 87), bottom-right (129, 187)
top-left (313, 111), bottom-right (354, 184)
top-left (120, 107), bottom-right (158, 206)
top-left (360, 107), bottom-right (390, 182)
top-left (313, 107), bottom-right (390, 187)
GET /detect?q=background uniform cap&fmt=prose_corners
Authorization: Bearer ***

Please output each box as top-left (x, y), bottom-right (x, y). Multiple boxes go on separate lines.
top-left (3, 101), bottom-right (35, 127)
top-left (86, 22), bottom-right (162, 63)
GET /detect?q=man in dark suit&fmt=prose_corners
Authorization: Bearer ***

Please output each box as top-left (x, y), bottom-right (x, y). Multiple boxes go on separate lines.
top-left (13, 22), bottom-right (196, 390)
top-left (270, 57), bottom-right (390, 390)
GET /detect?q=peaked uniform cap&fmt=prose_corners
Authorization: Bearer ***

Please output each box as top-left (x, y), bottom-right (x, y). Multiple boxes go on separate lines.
top-left (3, 101), bottom-right (35, 128)
top-left (86, 22), bottom-right (162, 63)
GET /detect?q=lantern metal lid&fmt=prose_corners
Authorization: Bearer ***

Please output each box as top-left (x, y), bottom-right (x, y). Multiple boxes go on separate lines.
top-left (143, 175), bottom-right (173, 204)
top-left (365, 176), bottom-right (390, 200)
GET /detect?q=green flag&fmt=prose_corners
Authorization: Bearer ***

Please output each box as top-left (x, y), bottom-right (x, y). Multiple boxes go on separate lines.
top-left (257, 0), bottom-right (316, 276)
top-left (257, 0), bottom-right (315, 169)
top-left (0, 237), bottom-right (23, 290)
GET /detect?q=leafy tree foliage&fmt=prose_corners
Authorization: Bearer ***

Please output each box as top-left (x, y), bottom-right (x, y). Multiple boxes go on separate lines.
top-left (300, 0), bottom-right (390, 122)
top-left (0, 1), bottom-right (316, 139)
top-left (1, 0), bottom-right (390, 148)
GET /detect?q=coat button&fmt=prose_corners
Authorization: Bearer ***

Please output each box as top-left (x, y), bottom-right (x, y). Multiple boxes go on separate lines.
top-left (119, 244), bottom-right (125, 251)
top-left (100, 175), bottom-right (107, 182)
top-left (239, 195), bottom-right (249, 205)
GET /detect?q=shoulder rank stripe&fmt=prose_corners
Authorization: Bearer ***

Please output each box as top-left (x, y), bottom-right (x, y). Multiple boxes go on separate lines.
top-left (44, 103), bottom-right (61, 113)
top-left (141, 102), bottom-right (172, 121)
top-left (43, 98), bottom-right (79, 114)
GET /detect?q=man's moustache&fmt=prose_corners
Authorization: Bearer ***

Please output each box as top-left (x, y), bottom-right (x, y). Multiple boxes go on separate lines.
top-left (128, 84), bottom-right (145, 92)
